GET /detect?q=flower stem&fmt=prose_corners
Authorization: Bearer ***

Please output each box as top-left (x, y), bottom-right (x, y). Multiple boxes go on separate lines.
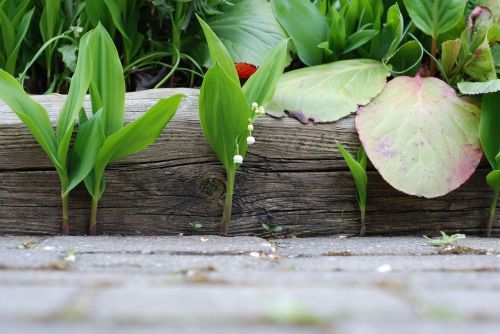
top-left (220, 170), bottom-right (235, 235)
top-left (89, 197), bottom-right (98, 236)
top-left (61, 193), bottom-right (69, 235)
top-left (487, 189), bottom-right (499, 237)
top-left (359, 206), bottom-right (366, 237)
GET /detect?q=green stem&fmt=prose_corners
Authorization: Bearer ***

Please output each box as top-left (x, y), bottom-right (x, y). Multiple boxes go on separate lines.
top-left (430, 38), bottom-right (437, 76)
top-left (220, 170), bottom-right (235, 235)
top-left (89, 197), bottom-right (98, 236)
top-left (61, 192), bottom-right (69, 235)
top-left (487, 189), bottom-right (499, 237)
top-left (359, 206), bottom-right (366, 237)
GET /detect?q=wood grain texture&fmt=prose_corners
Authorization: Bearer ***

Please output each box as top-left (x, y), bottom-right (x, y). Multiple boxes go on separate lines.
top-left (0, 89), bottom-right (497, 236)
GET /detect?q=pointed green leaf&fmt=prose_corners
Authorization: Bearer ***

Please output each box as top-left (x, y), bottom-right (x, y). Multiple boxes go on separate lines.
top-left (93, 94), bottom-right (183, 188)
top-left (336, 141), bottom-right (368, 207)
top-left (242, 39), bottom-right (288, 107)
top-left (5, 8), bottom-right (34, 74)
top-left (56, 32), bottom-right (93, 168)
top-left (199, 63), bottom-right (251, 171)
top-left (67, 109), bottom-right (105, 193)
top-left (197, 15), bottom-right (239, 83)
top-left (88, 23), bottom-right (126, 136)
top-left (0, 69), bottom-right (59, 170)
top-left (342, 30), bottom-right (379, 55)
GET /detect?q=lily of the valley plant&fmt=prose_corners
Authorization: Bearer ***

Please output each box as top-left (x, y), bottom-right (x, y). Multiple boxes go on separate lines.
top-left (0, 24), bottom-right (182, 235)
top-left (67, 24), bottom-right (182, 235)
top-left (0, 31), bottom-right (94, 234)
top-left (197, 16), bottom-right (288, 234)
top-left (336, 142), bottom-right (368, 236)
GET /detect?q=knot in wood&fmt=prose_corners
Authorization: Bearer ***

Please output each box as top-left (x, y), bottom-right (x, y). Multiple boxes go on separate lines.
top-left (199, 173), bottom-right (225, 200)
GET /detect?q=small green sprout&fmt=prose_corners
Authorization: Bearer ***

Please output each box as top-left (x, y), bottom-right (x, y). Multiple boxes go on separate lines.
top-left (189, 222), bottom-right (203, 229)
top-left (262, 223), bottom-right (284, 239)
top-left (424, 231), bottom-right (466, 247)
top-left (336, 141), bottom-right (368, 236)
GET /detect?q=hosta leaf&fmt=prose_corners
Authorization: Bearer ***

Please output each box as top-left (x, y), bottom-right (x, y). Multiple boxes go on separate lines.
top-left (479, 92), bottom-right (500, 169)
top-left (270, 0), bottom-right (328, 66)
top-left (266, 59), bottom-right (390, 123)
top-left (356, 76), bottom-right (481, 198)
top-left (403, 0), bottom-right (467, 39)
top-left (199, 63), bottom-right (251, 170)
top-left (207, 0), bottom-right (287, 67)
top-left (458, 79), bottom-right (500, 94)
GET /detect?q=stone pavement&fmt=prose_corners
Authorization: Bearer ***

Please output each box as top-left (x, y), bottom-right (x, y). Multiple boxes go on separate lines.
top-left (0, 236), bottom-right (499, 334)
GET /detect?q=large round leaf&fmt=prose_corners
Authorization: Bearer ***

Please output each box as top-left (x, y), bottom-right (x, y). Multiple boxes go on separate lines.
top-left (208, 0), bottom-right (286, 66)
top-left (403, 0), bottom-right (467, 39)
top-left (266, 59), bottom-right (390, 123)
top-left (356, 76), bottom-right (482, 198)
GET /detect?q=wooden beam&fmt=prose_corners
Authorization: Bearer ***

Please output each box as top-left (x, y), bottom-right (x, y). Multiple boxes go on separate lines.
top-left (0, 89), bottom-right (496, 236)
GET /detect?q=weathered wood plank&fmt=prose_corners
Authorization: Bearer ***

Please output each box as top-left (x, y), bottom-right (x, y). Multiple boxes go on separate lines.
top-left (0, 89), bottom-right (497, 236)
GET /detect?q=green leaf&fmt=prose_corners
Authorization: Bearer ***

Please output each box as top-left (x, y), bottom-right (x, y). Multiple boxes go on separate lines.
top-left (242, 39), bottom-right (288, 107)
top-left (207, 0), bottom-right (287, 66)
top-left (56, 32), bottom-right (94, 169)
top-left (487, 170), bottom-right (500, 189)
top-left (266, 59), bottom-right (390, 123)
top-left (403, 0), bottom-right (467, 39)
top-left (58, 44), bottom-right (78, 72)
top-left (39, 0), bottom-right (61, 43)
top-left (373, 3), bottom-right (404, 59)
top-left (386, 40), bottom-right (423, 76)
top-left (67, 109), bottom-right (105, 193)
top-left (342, 29), bottom-right (379, 55)
top-left (463, 38), bottom-right (497, 82)
top-left (0, 69), bottom-right (59, 170)
top-left (356, 76), bottom-right (481, 198)
top-left (441, 39), bottom-right (462, 79)
top-left (458, 79), bottom-right (500, 94)
top-left (270, 0), bottom-right (328, 66)
top-left (199, 63), bottom-right (251, 171)
top-left (336, 141), bottom-right (368, 208)
top-left (88, 23), bottom-right (126, 136)
top-left (197, 15), bottom-right (239, 83)
top-left (102, 0), bottom-right (129, 41)
top-left (479, 92), bottom-right (500, 170)
top-left (4, 8), bottom-right (34, 74)
top-left (92, 94), bottom-right (183, 198)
